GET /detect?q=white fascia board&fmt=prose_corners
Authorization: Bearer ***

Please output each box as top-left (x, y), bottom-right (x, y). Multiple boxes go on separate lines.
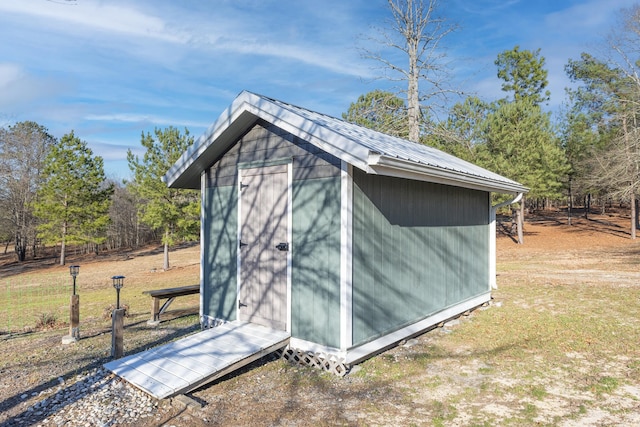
top-left (164, 95), bottom-right (256, 188)
top-left (165, 92), bottom-right (375, 188)
top-left (368, 154), bottom-right (529, 195)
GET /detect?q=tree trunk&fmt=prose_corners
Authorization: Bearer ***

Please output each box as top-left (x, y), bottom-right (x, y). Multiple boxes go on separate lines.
top-left (15, 234), bottom-right (26, 262)
top-left (407, 50), bottom-right (420, 142)
top-left (60, 221), bottom-right (67, 266)
top-left (631, 191), bottom-right (637, 240)
top-left (585, 194), bottom-right (591, 219)
top-left (163, 230), bottom-right (170, 271)
top-left (568, 177), bottom-right (573, 226)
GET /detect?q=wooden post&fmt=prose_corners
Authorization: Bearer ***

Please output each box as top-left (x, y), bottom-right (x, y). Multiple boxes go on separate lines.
top-left (111, 308), bottom-right (125, 359)
top-left (62, 294), bottom-right (80, 344)
top-left (152, 297), bottom-right (160, 323)
top-left (70, 294), bottom-right (80, 339)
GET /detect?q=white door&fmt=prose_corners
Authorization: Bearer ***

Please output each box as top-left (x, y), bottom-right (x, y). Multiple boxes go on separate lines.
top-left (238, 164), bottom-right (289, 330)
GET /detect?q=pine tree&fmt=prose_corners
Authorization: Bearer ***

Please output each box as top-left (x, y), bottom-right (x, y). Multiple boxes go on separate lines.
top-left (33, 131), bottom-right (113, 265)
top-left (342, 90), bottom-right (409, 138)
top-left (127, 127), bottom-right (200, 270)
top-left (479, 99), bottom-right (568, 202)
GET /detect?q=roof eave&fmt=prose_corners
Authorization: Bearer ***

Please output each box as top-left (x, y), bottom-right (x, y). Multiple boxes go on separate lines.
top-left (164, 91), bottom-right (372, 189)
top-left (368, 154), bottom-right (529, 195)
top-left (164, 99), bottom-right (259, 189)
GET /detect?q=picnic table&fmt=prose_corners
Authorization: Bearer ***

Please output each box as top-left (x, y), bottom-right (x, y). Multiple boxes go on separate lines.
top-left (143, 284), bottom-right (200, 324)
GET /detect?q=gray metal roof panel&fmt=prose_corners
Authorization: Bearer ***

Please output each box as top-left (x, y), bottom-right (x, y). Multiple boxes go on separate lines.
top-left (264, 94), bottom-right (525, 190)
top-left (165, 91), bottom-right (528, 194)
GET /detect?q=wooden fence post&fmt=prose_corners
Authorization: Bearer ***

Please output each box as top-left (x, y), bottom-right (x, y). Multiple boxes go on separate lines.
top-left (70, 294), bottom-right (79, 339)
top-left (111, 308), bottom-right (125, 358)
top-left (62, 294), bottom-right (80, 344)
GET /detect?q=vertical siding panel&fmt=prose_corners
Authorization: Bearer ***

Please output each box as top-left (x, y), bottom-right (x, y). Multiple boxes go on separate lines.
top-left (352, 170), bottom-right (489, 345)
top-left (291, 177), bottom-right (341, 348)
top-left (203, 185), bottom-right (238, 321)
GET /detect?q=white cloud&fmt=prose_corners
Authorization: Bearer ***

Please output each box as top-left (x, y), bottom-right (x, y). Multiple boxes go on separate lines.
top-left (215, 39), bottom-right (372, 78)
top-left (544, 0), bottom-right (638, 37)
top-left (0, 0), bottom-right (189, 44)
top-left (85, 113), bottom-right (211, 129)
top-left (0, 63), bottom-right (64, 111)
top-left (0, 63), bottom-right (22, 87)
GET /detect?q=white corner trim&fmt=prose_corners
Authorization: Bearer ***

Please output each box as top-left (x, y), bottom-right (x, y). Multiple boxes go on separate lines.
top-left (340, 161), bottom-right (353, 350)
top-left (489, 193), bottom-right (497, 290)
top-left (200, 171), bottom-right (206, 323)
top-left (489, 192), bottom-right (523, 289)
top-left (286, 161), bottom-right (293, 334)
top-left (235, 168), bottom-right (243, 321)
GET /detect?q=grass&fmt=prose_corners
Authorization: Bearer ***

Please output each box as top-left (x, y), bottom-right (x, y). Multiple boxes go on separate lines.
top-left (342, 238), bottom-right (640, 425)
top-left (3, 217), bottom-right (640, 426)
top-left (1, 274), bottom-right (72, 331)
top-left (0, 245), bottom-right (200, 333)
top-left (591, 376), bottom-right (620, 395)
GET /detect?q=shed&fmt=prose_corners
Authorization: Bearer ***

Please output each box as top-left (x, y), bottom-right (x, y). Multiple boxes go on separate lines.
top-left (164, 90), bottom-right (527, 369)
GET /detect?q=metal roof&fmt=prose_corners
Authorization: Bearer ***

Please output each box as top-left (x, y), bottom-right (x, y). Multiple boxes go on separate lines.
top-left (164, 91), bottom-right (528, 194)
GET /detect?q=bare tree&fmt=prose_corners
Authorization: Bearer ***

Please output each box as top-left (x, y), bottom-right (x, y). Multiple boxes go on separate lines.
top-left (593, 5), bottom-right (640, 238)
top-left (362, 0), bottom-right (458, 142)
top-left (106, 181), bottom-right (156, 250)
top-left (0, 122), bottom-right (55, 261)
top-left (584, 113), bottom-right (640, 238)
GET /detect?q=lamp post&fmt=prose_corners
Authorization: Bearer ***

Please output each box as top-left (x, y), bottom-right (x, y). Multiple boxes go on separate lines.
top-left (111, 275), bottom-right (125, 358)
top-left (62, 265), bottom-right (80, 344)
top-left (111, 275), bottom-right (125, 309)
top-left (70, 265), bottom-right (80, 294)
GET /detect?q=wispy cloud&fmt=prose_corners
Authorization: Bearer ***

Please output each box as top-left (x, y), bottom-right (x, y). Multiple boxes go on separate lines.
top-left (0, 63), bottom-right (64, 110)
top-left (0, 0), bottom-right (189, 44)
top-left (0, 0), bottom-right (370, 79)
top-left (544, 0), bottom-right (638, 37)
top-left (85, 113), bottom-right (210, 129)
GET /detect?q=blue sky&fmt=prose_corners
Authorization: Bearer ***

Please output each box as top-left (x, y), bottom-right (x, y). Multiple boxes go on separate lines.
top-left (0, 0), bottom-right (637, 179)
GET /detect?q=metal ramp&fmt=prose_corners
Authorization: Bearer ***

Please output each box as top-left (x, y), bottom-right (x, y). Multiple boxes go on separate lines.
top-left (104, 321), bottom-right (290, 399)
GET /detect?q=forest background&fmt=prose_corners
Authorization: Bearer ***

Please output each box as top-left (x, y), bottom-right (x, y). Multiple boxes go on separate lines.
top-left (3, 0), bottom-right (640, 267)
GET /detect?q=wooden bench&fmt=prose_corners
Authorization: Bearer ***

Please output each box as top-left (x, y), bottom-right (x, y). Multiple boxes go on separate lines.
top-left (143, 284), bottom-right (200, 324)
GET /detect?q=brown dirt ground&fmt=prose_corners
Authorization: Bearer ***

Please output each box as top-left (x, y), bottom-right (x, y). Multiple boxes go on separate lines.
top-left (1, 209), bottom-right (639, 426)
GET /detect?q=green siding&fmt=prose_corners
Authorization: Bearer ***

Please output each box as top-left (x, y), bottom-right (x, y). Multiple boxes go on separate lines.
top-left (203, 185), bottom-right (238, 321)
top-left (291, 177), bottom-right (341, 348)
top-left (352, 169), bottom-right (489, 345)
top-left (203, 121), bottom-right (342, 342)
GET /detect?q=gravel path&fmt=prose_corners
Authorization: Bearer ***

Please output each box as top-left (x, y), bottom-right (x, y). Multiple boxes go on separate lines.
top-left (7, 368), bottom-right (165, 427)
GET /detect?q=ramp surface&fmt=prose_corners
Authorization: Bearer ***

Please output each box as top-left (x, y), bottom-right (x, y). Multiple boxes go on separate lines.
top-left (104, 321), bottom-right (290, 399)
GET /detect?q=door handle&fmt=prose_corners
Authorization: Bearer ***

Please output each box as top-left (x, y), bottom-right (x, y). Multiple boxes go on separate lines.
top-left (239, 240), bottom-right (248, 248)
top-left (238, 300), bottom-right (247, 308)
top-left (275, 242), bottom-right (289, 251)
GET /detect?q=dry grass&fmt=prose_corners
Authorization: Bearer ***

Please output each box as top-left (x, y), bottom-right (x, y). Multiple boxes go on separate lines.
top-left (2, 211), bottom-right (640, 426)
top-left (0, 243), bottom-right (200, 332)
